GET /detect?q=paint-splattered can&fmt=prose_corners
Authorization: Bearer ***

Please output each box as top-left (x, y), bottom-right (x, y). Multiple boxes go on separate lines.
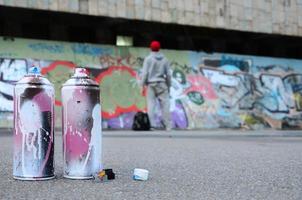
top-left (13, 66), bottom-right (55, 180)
top-left (62, 68), bottom-right (102, 179)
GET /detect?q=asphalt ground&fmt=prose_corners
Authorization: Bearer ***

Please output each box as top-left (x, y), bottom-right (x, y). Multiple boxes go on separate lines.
top-left (1, 130), bottom-right (302, 200)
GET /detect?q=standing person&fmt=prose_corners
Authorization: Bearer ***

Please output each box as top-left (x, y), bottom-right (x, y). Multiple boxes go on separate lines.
top-left (141, 41), bottom-right (172, 130)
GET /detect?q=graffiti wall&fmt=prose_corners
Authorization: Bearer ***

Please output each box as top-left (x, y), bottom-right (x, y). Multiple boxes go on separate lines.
top-left (1, 37), bottom-right (302, 130)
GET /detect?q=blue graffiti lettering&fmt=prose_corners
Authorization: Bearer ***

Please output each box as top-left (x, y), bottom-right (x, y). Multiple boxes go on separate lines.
top-left (220, 55), bottom-right (250, 72)
top-left (28, 43), bottom-right (64, 54)
top-left (72, 44), bottom-right (111, 56)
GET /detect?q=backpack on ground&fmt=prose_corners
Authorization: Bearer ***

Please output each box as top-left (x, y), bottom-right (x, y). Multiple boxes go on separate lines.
top-left (132, 112), bottom-right (151, 131)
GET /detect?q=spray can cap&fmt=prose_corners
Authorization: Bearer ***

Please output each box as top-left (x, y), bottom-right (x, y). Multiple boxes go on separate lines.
top-left (74, 67), bottom-right (89, 77)
top-left (29, 66), bottom-right (41, 75)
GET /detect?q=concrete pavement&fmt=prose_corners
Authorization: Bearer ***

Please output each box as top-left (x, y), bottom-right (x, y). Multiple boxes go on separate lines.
top-left (1, 130), bottom-right (302, 200)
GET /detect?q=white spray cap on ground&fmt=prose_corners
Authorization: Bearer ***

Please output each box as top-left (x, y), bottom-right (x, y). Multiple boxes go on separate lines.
top-left (133, 168), bottom-right (149, 181)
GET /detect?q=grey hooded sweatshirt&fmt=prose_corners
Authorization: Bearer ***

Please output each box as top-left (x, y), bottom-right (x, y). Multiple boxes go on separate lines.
top-left (141, 52), bottom-right (171, 87)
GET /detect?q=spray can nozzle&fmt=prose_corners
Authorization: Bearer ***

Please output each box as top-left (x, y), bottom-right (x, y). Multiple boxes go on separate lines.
top-left (29, 66), bottom-right (41, 75)
top-left (74, 67), bottom-right (89, 77)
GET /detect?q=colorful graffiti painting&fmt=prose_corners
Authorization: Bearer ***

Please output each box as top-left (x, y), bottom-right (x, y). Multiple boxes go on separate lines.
top-left (0, 58), bottom-right (27, 112)
top-left (95, 66), bottom-right (145, 119)
top-left (1, 37), bottom-right (302, 130)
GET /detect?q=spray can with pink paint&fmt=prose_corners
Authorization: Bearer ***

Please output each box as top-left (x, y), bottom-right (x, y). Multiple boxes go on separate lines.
top-left (62, 68), bottom-right (102, 179)
top-left (13, 66), bottom-right (55, 180)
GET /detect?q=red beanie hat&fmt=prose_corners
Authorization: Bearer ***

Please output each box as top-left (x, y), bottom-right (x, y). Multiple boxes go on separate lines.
top-left (150, 41), bottom-right (161, 51)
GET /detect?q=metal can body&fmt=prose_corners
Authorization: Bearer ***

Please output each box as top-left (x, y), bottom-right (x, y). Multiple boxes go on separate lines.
top-left (62, 68), bottom-right (102, 179)
top-left (13, 72), bottom-right (55, 180)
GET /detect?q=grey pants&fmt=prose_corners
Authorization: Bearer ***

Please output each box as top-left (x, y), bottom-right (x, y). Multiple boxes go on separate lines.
top-left (147, 82), bottom-right (172, 129)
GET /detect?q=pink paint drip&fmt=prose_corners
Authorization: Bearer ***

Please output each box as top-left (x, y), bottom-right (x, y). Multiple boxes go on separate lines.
top-left (65, 88), bottom-right (91, 159)
top-left (33, 92), bottom-right (51, 112)
top-left (65, 131), bottom-right (90, 159)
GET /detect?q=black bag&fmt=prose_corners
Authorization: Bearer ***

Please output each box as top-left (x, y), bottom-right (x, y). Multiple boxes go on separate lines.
top-left (132, 112), bottom-right (151, 131)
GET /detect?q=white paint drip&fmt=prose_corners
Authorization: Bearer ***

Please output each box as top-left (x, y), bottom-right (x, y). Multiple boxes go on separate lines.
top-left (82, 104), bottom-right (102, 173)
top-left (19, 100), bottom-right (43, 176)
top-left (38, 129), bottom-right (42, 160)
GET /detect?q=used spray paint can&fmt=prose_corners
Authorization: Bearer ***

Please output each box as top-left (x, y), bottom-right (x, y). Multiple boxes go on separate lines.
top-left (62, 68), bottom-right (102, 179)
top-left (13, 66), bottom-right (55, 180)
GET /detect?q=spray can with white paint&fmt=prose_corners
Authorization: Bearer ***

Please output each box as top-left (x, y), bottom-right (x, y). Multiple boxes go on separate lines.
top-left (62, 68), bottom-right (102, 179)
top-left (13, 66), bottom-right (55, 180)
